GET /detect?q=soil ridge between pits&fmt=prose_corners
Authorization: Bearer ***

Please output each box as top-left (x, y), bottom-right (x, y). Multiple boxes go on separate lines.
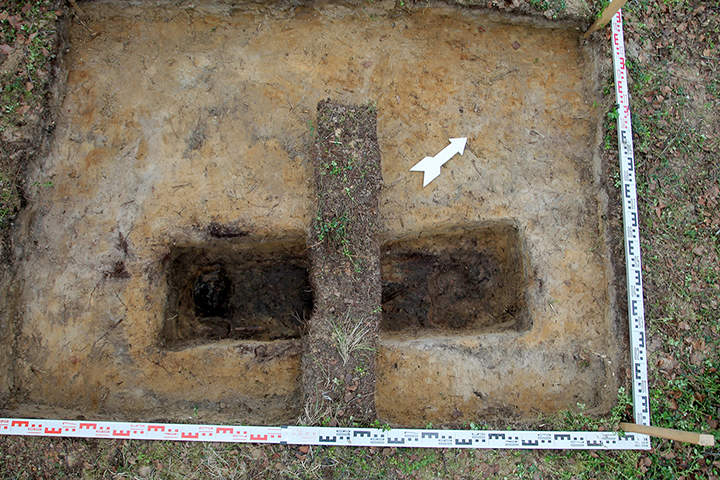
top-left (302, 99), bottom-right (383, 426)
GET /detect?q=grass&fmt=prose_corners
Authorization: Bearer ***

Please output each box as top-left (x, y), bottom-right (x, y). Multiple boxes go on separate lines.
top-left (331, 312), bottom-right (375, 365)
top-left (315, 210), bottom-right (349, 243)
top-left (0, 170), bottom-right (21, 228)
top-left (0, 0), bottom-right (60, 236)
top-left (0, 0), bottom-right (58, 131)
top-left (528, 0), bottom-right (567, 18)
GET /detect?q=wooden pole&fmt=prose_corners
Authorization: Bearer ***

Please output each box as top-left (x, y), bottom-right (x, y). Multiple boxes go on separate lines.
top-left (583, 0), bottom-right (628, 38)
top-left (620, 423), bottom-right (716, 446)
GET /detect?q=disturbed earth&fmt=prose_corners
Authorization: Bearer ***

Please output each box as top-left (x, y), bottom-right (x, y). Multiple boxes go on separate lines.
top-left (0, 0), bottom-right (622, 427)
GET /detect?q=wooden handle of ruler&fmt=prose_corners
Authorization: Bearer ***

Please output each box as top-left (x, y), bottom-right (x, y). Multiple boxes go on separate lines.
top-left (620, 423), bottom-right (716, 446)
top-left (583, 0), bottom-right (628, 38)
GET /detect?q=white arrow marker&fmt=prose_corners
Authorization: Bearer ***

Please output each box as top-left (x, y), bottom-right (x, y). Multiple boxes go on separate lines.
top-left (410, 137), bottom-right (467, 187)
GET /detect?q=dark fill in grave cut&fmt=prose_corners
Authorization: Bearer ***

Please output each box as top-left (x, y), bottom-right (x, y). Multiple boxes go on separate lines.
top-left (162, 238), bottom-right (312, 347)
top-left (380, 222), bottom-right (530, 336)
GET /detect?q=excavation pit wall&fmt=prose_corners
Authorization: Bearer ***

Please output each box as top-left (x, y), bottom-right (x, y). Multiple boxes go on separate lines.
top-left (0, 1), bottom-right (621, 426)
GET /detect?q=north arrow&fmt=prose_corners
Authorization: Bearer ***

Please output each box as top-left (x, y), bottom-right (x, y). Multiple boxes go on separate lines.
top-left (410, 137), bottom-right (467, 187)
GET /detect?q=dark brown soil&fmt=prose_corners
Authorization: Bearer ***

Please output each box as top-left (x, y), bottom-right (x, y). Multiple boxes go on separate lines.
top-left (380, 222), bottom-right (530, 335)
top-left (302, 99), bottom-right (383, 426)
top-left (162, 239), bottom-right (312, 346)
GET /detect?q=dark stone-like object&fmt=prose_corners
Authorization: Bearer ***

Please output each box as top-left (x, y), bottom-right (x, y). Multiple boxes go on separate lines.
top-left (192, 268), bottom-right (230, 317)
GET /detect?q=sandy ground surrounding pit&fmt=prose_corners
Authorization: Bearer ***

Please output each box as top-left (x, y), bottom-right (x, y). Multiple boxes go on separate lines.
top-left (0, 0), bottom-right (621, 426)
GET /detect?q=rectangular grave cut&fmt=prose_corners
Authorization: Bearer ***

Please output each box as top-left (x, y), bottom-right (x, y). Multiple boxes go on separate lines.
top-left (380, 222), bottom-right (530, 337)
top-left (162, 238), bottom-right (312, 348)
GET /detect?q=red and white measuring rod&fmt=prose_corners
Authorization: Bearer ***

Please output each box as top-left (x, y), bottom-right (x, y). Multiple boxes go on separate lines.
top-left (0, 419), bottom-right (650, 449)
top-left (612, 10), bottom-right (651, 428)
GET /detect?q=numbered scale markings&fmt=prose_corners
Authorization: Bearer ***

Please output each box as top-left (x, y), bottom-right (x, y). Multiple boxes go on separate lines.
top-left (612, 10), bottom-right (651, 428)
top-left (0, 419), bottom-right (650, 450)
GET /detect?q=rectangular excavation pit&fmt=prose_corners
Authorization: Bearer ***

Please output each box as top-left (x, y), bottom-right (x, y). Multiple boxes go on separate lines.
top-left (380, 222), bottom-right (530, 337)
top-left (0, 1), bottom-right (622, 426)
top-left (162, 237), bottom-right (312, 348)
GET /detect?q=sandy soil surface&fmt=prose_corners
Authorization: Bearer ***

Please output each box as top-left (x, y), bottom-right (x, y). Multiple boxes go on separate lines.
top-left (0, 0), bottom-right (621, 426)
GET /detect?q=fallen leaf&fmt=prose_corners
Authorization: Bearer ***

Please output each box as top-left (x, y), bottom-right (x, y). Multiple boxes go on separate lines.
top-left (298, 445), bottom-right (309, 454)
top-left (0, 44), bottom-right (12, 54)
top-left (708, 418), bottom-right (717, 429)
top-left (691, 351), bottom-right (705, 365)
top-left (25, 82), bottom-right (33, 92)
top-left (0, 12), bottom-right (8, 21)
top-left (512, 41), bottom-right (521, 50)
top-left (657, 357), bottom-right (676, 371)
top-left (7, 14), bottom-right (22, 29)
top-left (707, 185), bottom-right (719, 201)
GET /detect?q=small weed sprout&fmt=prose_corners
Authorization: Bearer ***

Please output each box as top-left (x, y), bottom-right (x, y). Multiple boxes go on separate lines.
top-left (370, 419), bottom-right (391, 431)
top-left (608, 387), bottom-right (632, 426)
top-left (316, 211), bottom-right (349, 243)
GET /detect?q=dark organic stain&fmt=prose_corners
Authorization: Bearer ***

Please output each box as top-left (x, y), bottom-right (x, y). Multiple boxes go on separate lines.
top-left (187, 129), bottom-right (205, 151)
top-left (185, 120), bottom-right (206, 156)
top-left (107, 261), bottom-right (131, 279)
top-left (163, 244), bottom-right (313, 346)
top-left (117, 232), bottom-right (129, 256)
top-left (206, 222), bottom-right (248, 239)
top-left (379, 224), bottom-right (529, 335)
top-left (192, 268), bottom-right (231, 317)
